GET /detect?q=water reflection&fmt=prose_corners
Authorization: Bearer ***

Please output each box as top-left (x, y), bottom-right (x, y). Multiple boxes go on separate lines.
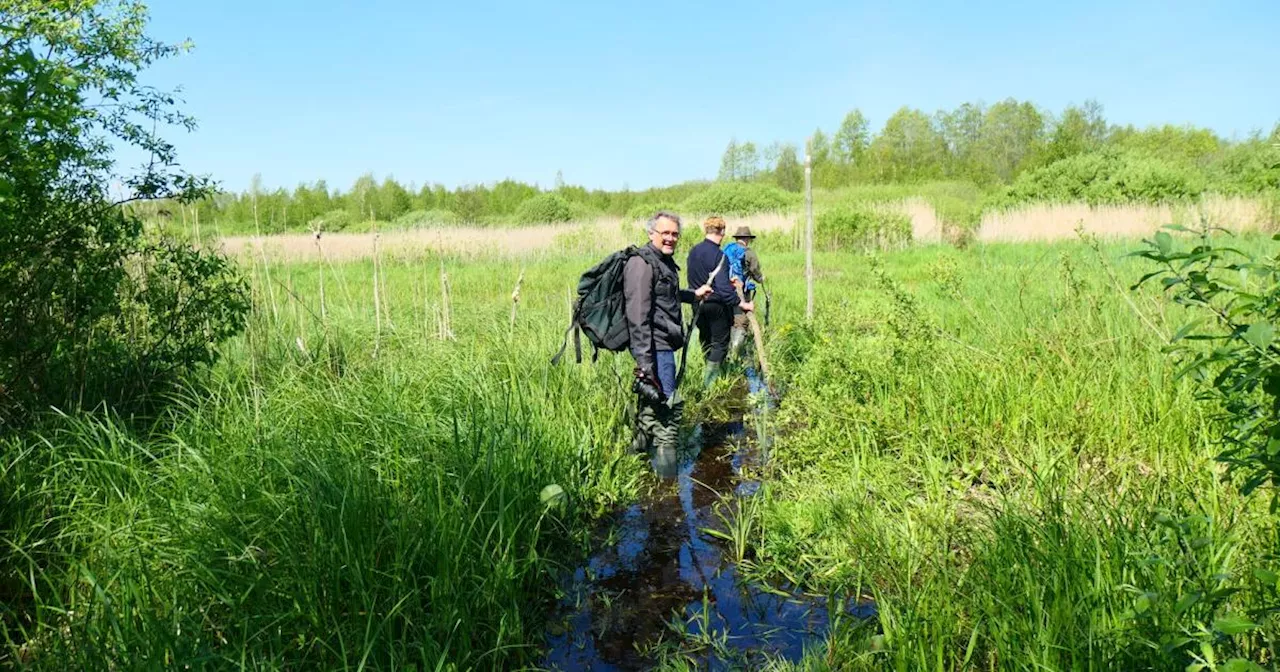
top-left (543, 402), bottom-right (874, 671)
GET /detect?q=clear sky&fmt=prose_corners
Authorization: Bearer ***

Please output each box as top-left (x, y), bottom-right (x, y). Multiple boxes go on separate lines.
top-left (135, 0), bottom-right (1279, 194)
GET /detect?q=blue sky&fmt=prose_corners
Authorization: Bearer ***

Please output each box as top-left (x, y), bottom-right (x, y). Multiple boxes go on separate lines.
top-left (135, 0), bottom-right (1279, 194)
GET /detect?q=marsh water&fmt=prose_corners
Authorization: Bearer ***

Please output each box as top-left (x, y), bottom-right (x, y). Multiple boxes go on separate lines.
top-left (542, 373), bottom-right (876, 670)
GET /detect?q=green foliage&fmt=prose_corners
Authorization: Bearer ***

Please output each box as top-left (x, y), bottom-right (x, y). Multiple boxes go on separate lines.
top-left (679, 181), bottom-right (799, 216)
top-left (774, 144), bottom-right (804, 192)
top-left (815, 206), bottom-right (911, 252)
top-left (625, 200), bottom-right (683, 222)
top-left (0, 0), bottom-right (249, 427)
top-left (1114, 123), bottom-right (1226, 166)
top-left (309, 208), bottom-right (355, 231)
top-left (719, 138), bottom-right (763, 181)
top-left (513, 192), bottom-right (590, 223)
top-left (997, 150), bottom-right (1207, 206)
top-left (1208, 141), bottom-right (1280, 196)
top-left (1132, 225), bottom-right (1280, 504)
top-left (868, 107), bottom-right (947, 183)
top-left (1043, 100), bottom-right (1108, 164)
top-left (749, 241), bottom-right (1278, 669)
top-left (392, 208), bottom-right (461, 228)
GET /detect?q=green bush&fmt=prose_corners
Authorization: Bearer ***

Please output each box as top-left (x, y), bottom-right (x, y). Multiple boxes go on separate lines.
top-left (392, 209), bottom-right (461, 228)
top-left (0, 1), bottom-right (251, 428)
top-left (625, 201), bottom-right (684, 222)
top-left (309, 209), bottom-right (356, 232)
top-left (1206, 142), bottom-right (1280, 196)
top-left (815, 206), bottom-right (912, 251)
top-left (679, 182), bottom-right (800, 216)
top-left (513, 193), bottom-right (590, 224)
top-left (996, 150), bottom-right (1206, 207)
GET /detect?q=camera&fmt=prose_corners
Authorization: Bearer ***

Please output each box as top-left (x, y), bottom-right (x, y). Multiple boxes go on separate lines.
top-left (631, 370), bottom-right (666, 404)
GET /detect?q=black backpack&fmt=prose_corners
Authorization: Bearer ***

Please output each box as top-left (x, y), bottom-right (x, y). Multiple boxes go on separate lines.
top-left (551, 245), bottom-right (642, 365)
top-left (551, 246), bottom-right (697, 388)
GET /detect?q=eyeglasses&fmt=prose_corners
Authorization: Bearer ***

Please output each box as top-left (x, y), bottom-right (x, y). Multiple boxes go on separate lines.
top-left (656, 230), bottom-right (680, 238)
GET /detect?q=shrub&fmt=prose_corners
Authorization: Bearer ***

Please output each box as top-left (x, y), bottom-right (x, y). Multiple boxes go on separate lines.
top-left (514, 193), bottom-right (590, 224)
top-left (1206, 141), bottom-right (1280, 196)
top-left (680, 182), bottom-right (800, 216)
top-left (309, 209), bottom-right (356, 232)
top-left (997, 150), bottom-right (1205, 207)
top-left (0, 1), bottom-right (250, 428)
top-left (815, 206), bottom-right (912, 251)
top-left (625, 201), bottom-right (684, 222)
top-left (393, 209), bottom-right (461, 228)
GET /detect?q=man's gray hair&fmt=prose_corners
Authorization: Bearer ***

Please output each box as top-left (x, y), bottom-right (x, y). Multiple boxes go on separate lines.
top-left (647, 210), bottom-right (682, 234)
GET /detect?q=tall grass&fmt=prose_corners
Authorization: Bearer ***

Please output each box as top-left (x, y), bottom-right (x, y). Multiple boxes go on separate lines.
top-left (7, 227), bottom-right (1280, 669)
top-left (746, 238), bottom-right (1280, 669)
top-left (1, 254), bottom-right (651, 669)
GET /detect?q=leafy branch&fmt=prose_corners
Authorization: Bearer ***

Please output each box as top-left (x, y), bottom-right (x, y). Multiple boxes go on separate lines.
top-left (1131, 223), bottom-right (1280, 504)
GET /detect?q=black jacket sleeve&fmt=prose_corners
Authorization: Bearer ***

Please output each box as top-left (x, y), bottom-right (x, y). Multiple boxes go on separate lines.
top-left (622, 255), bottom-right (654, 374)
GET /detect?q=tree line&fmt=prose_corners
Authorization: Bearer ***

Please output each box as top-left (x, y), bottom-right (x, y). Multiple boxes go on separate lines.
top-left (151, 98), bottom-right (1279, 234)
top-left (723, 99), bottom-right (1280, 190)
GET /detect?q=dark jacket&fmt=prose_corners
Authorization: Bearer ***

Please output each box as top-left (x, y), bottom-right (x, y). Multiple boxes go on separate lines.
top-left (623, 243), bottom-right (696, 375)
top-left (686, 238), bottom-right (737, 305)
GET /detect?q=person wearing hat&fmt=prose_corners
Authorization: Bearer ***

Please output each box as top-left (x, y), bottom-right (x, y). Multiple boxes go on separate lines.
top-left (724, 225), bottom-right (766, 359)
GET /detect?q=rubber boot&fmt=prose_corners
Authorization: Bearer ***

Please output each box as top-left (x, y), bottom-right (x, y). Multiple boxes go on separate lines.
top-left (631, 399), bottom-right (656, 454)
top-left (702, 360), bottom-right (722, 389)
top-left (729, 326), bottom-right (746, 361)
top-left (650, 400), bottom-right (683, 478)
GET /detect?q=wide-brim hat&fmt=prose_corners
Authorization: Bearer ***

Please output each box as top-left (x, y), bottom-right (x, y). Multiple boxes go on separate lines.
top-left (732, 226), bottom-right (755, 239)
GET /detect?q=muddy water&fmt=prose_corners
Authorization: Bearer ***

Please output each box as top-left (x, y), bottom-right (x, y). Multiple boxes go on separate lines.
top-left (542, 382), bottom-right (875, 670)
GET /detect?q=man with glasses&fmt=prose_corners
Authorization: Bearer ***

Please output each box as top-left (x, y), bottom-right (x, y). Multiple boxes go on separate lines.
top-left (623, 211), bottom-right (712, 466)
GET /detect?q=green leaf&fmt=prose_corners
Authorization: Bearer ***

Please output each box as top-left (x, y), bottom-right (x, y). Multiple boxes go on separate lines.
top-left (1135, 593), bottom-right (1152, 614)
top-left (1171, 319), bottom-right (1207, 343)
top-left (1131, 270), bottom-right (1169, 290)
top-left (1213, 615), bottom-right (1260, 635)
top-left (1253, 568), bottom-right (1279, 585)
top-left (1174, 592), bottom-right (1200, 614)
top-left (1220, 660), bottom-right (1266, 672)
top-left (1243, 322), bottom-right (1275, 349)
top-left (1155, 231), bottom-right (1173, 255)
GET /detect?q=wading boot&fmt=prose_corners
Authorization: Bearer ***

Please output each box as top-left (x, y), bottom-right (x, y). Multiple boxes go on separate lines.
top-left (729, 326), bottom-right (746, 361)
top-left (650, 400), bottom-right (683, 478)
top-left (702, 361), bottom-right (722, 389)
top-left (631, 399), bottom-right (657, 454)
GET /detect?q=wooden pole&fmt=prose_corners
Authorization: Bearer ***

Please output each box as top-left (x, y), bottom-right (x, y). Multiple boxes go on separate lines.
top-left (373, 230), bottom-right (382, 357)
top-left (805, 145), bottom-right (814, 321)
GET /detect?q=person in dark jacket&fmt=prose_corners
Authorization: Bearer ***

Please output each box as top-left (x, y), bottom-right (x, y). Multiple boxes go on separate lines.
top-left (686, 216), bottom-right (753, 386)
top-left (622, 210), bottom-right (711, 466)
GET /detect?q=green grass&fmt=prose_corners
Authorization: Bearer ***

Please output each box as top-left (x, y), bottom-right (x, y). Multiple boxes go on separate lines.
top-left (5, 227), bottom-right (1280, 669)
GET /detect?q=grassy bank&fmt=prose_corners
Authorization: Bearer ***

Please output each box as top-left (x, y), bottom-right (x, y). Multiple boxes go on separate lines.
top-left (748, 237), bottom-right (1280, 670)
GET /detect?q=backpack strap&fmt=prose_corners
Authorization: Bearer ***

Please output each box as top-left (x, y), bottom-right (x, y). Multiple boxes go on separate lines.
top-left (550, 302), bottom-right (583, 366)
